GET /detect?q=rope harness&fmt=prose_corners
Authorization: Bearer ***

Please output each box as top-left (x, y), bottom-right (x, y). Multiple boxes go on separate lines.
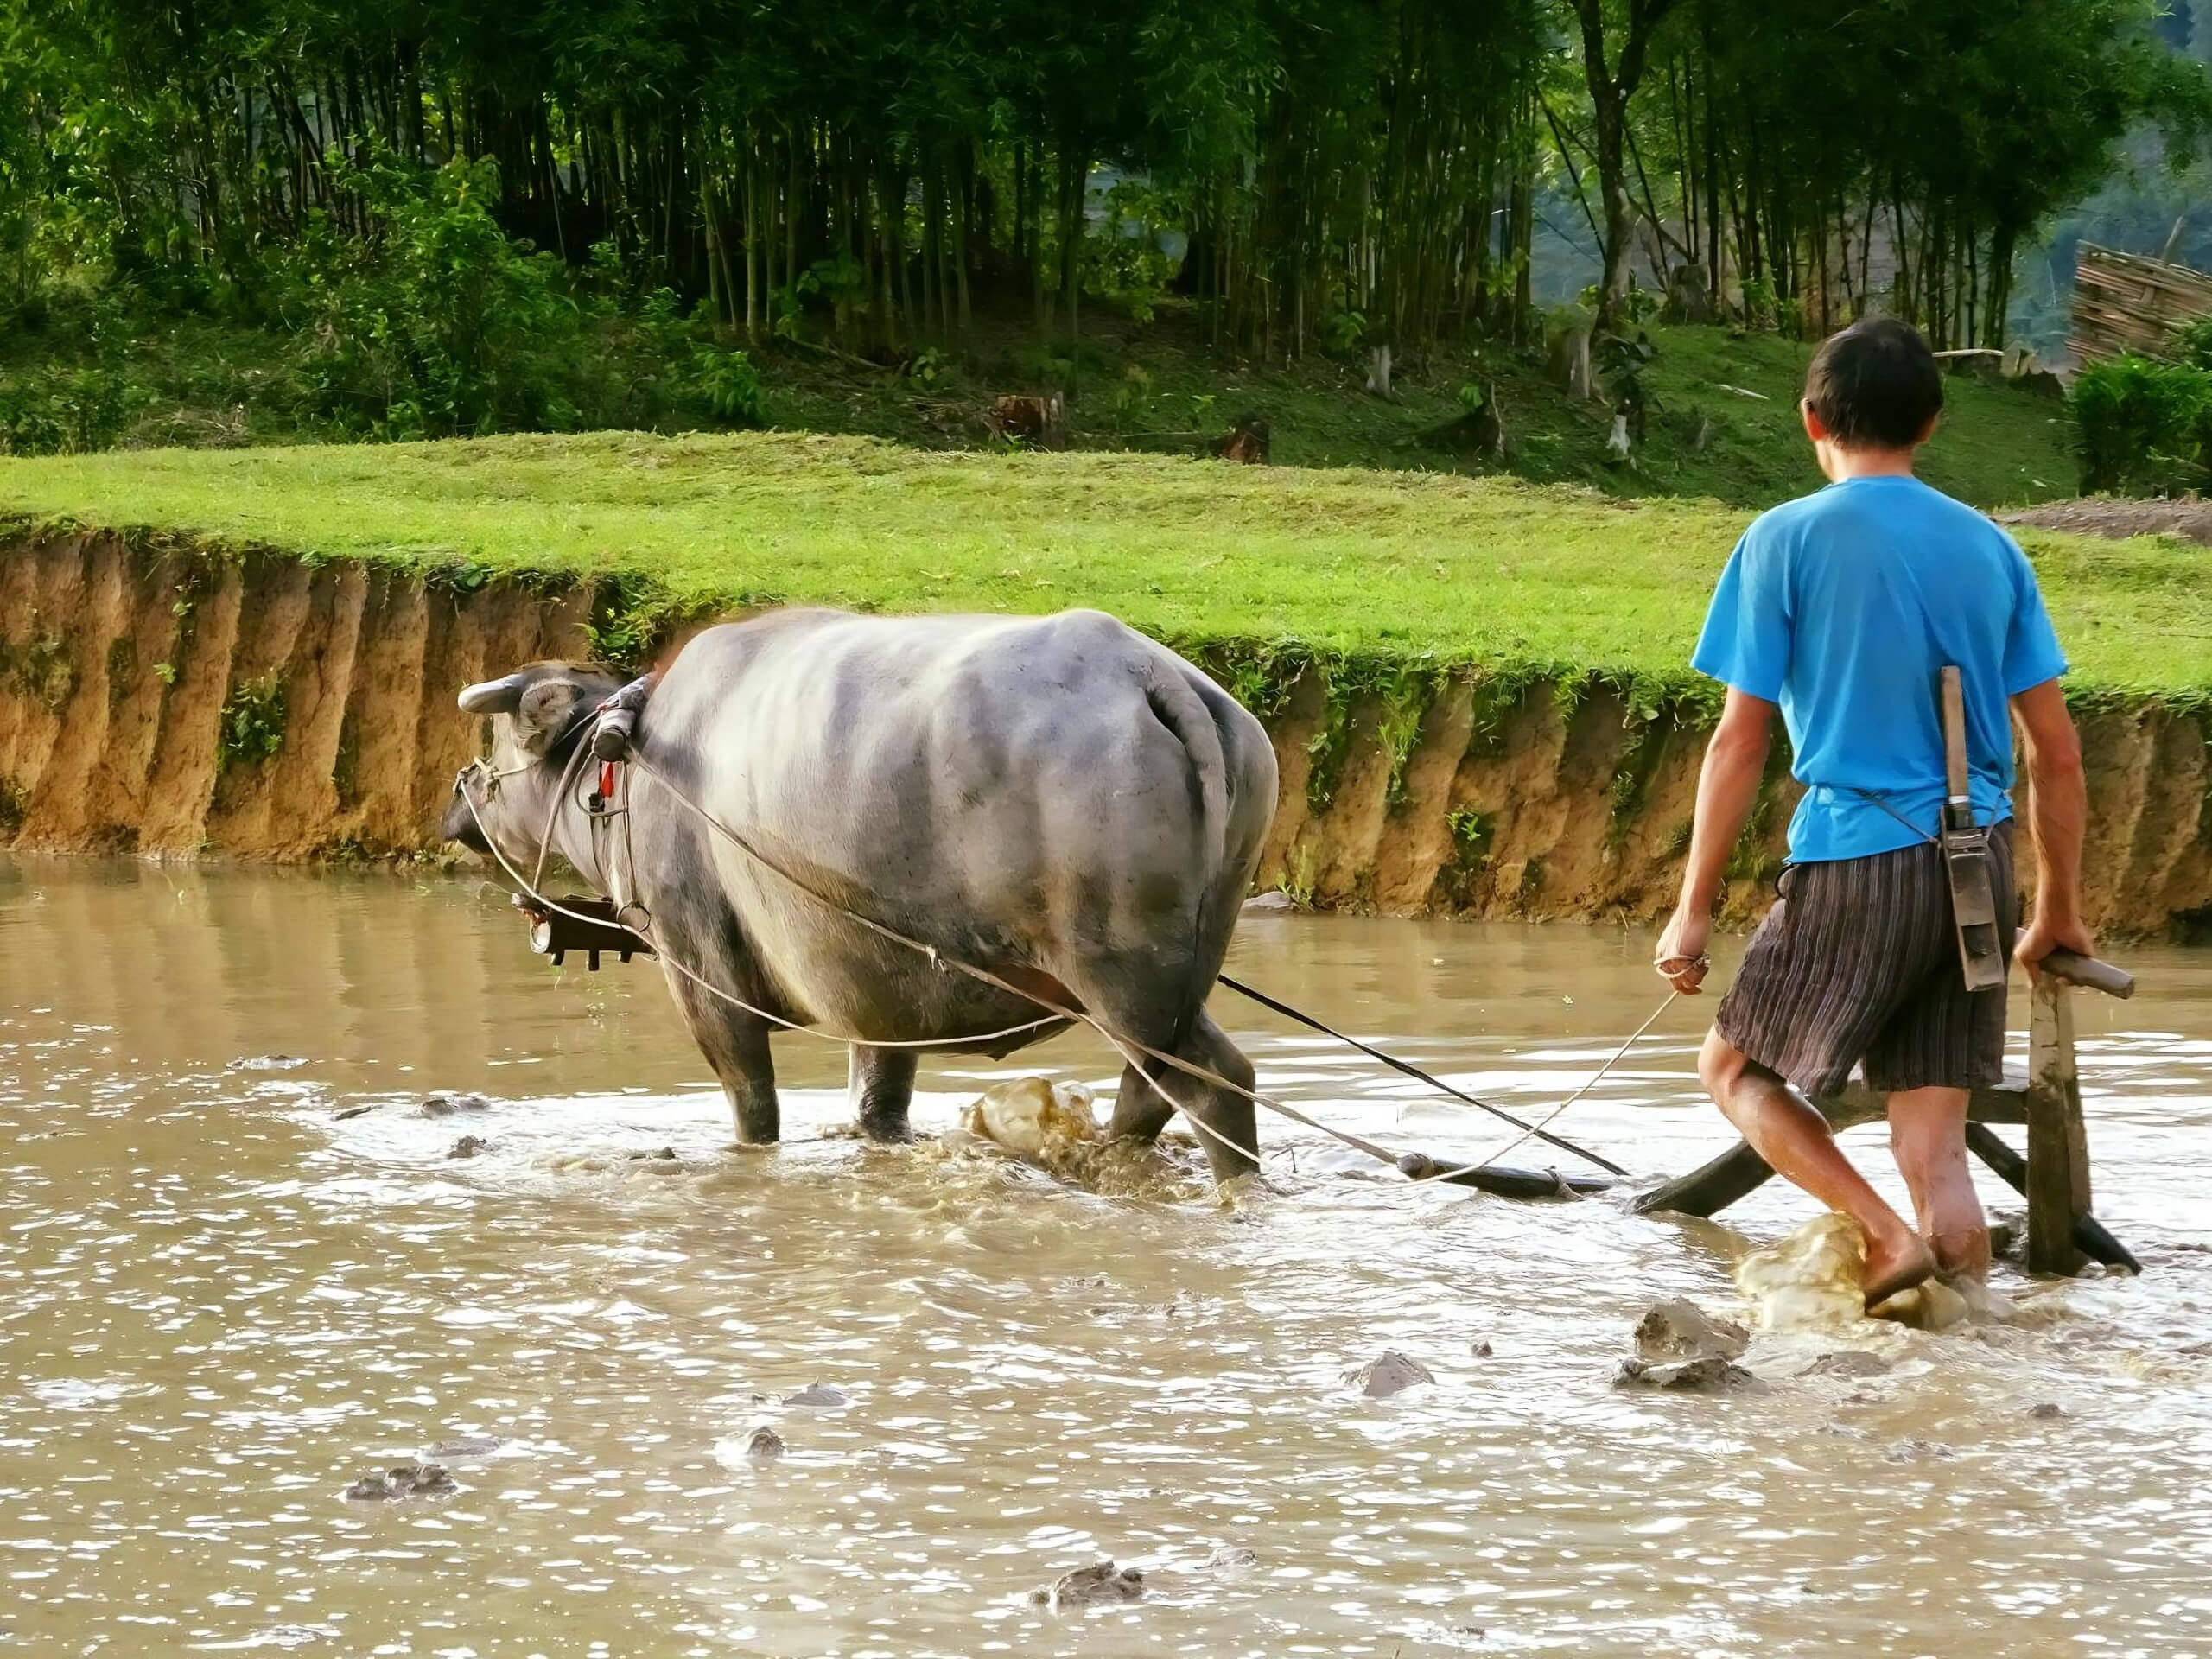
top-left (454, 692), bottom-right (1662, 1188)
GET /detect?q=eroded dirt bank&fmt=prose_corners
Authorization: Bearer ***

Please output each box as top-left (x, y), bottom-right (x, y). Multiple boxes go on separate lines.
top-left (3, 530), bottom-right (2207, 936)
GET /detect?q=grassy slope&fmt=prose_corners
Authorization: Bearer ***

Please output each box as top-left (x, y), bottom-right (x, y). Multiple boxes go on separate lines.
top-left (770, 316), bottom-right (2081, 512)
top-left (1, 431), bottom-right (2203, 698)
top-left (9, 304), bottom-right (2079, 512)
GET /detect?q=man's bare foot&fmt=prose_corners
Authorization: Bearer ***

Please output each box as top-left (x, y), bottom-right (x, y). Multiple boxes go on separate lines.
top-left (1861, 1224), bottom-right (1937, 1308)
top-left (1926, 1225), bottom-right (1990, 1281)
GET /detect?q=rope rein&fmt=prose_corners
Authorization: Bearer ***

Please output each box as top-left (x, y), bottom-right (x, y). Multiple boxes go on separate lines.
top-left (457, 729), bottom-right (1663, 1185)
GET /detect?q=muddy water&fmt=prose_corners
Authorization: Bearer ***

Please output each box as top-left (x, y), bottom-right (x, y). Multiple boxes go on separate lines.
top-left (3, 861), bottom-right (2210, 1656)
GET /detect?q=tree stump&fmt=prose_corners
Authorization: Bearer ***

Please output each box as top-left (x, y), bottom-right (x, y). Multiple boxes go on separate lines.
top-left (983, 393), bottom-right (1066, 448)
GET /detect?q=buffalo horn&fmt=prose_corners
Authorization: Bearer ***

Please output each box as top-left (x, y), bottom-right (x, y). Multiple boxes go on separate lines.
top-left (457, 674), bottom-right (526, 715)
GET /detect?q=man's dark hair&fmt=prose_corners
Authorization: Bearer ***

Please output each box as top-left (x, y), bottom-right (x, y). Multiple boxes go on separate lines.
top-left (1802, 318), bottom-right (1942, 449)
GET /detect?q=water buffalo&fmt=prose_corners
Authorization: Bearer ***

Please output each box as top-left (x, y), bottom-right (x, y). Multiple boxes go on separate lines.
top-left (442, 607), bottom-right (1279, 1183)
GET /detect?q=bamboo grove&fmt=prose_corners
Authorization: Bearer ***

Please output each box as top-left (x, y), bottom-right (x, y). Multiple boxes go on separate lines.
top-left (3, 0), bottom-right (2208, 357)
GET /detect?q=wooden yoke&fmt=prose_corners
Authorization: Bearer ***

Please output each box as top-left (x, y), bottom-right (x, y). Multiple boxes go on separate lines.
top-left (2025, 947), bottom-right (2134, 1274)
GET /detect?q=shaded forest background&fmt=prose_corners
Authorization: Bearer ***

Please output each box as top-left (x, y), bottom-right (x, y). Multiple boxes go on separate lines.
top-left (2, 0), bottom-right (2209, 453)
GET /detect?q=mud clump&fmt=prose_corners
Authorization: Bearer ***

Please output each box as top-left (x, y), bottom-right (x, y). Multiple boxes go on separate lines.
top-left (1988, 1211), bottom-right (2026, 1262)
top-left (1621, 1299), bottom-right (1757, 1389)
top-left (1032, 1561), bottom-right (1145, 1610)
top-left (427, 1437), bottom-right (505, 1459)
top-left (418, 1091), bottom-right (490, 1117)
top-left (1737, 1212), bottom-right (1868, 1332)
top-left (963, 1077), bottom-right (1101, 1163)
top-left (1871, 1275), bottom-right (1977, 1332)
top-left (1344, 1351), bottom-right (1435, 1399)
top-left (1635, 1299), bottom-right (1748, 1362)
top-left (344, 1461), bottom-right (457, 1501)
top-left (1798, 1350), bottom-right (1891, 1379)
top-left (949, 1076), bottom-right (1200, 1199)
top-left (1616, 1353), bottom-right (1762, 1393)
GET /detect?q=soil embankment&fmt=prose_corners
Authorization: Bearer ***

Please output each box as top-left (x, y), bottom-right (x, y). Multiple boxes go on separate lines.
top-left (3, 529), bottom-right (2208, 937)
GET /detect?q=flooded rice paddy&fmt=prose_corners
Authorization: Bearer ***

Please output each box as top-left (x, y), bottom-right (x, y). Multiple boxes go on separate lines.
top-left (3, 860), bottom-right (2210, 1656)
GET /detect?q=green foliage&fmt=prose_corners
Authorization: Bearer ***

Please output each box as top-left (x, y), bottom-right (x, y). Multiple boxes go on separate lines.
top-left (1433, 805), bottom-right (1496, 909)
top-left (0, 364), bottom-right (143, 454)
top-left (288, 152), bottom-right (592, 440)
top-left (1084, 181), bottom-right (1181, 326)
top-left (584, 572), bottom-right (720, 672)
top-left (691, 347), bottom-right (766, 425)
top-left (1581, 279), bottom-right (1659, 326)
top-left (1305, 674), bottom-right (1358, 814)
top-left (1377, 676), bottom-right (1433, 810)
top-left (1737, 278), bottom-right (1779, 332)
top-left (1209, 640), bottom-right (1312, 722)
top-left (2173, 316), bottom-right (2212, 372)
top-left (906, 348), bottom-right (950, 390)
top-left (1446, 808), bottom-right (1493, 865)
top-left (217, 675), bottom-right (286, 771)
top-left (1605, 721), bottom-right (1677, 846)
top-left (1596, 331), bottom-right (1658, 437)
top-left (2070, 353), bottom-right (2212, 495)
top-left (1320, 311), bottom-right (1369, 359)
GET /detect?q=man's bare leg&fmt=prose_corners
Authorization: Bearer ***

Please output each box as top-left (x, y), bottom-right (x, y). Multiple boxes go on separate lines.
top-left (1697, 1029), bottom-right (1936, 1305)
top-left (1886, 1084), bottom-right (1987, 1279)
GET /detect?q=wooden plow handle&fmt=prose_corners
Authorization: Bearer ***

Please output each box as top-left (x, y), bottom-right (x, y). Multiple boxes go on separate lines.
top-left (2038, 948), bottom-right (2135, 1000)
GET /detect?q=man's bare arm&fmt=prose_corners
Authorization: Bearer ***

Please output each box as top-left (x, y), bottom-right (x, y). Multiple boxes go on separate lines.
top-left (2009, 677), bottom-right (2092, 969)
top-left (1655, 688), bottom-right (1776, 991)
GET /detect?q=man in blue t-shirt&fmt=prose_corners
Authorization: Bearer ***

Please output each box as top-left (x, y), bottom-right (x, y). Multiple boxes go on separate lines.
top-left (1654, 318), bottom-right (2091, 1307)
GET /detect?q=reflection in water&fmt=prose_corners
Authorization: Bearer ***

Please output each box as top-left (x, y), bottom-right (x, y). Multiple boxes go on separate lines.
top-left (3, 857), bottom-right (2209, 1655)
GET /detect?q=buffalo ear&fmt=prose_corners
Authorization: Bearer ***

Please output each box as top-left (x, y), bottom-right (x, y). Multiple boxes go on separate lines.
top-left (515, 677), bottom-right (588, 752)
top-left (458, 673), bottom-right (525, 715)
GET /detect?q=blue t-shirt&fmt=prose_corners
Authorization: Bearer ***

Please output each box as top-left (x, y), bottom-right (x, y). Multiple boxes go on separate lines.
top-left (1690, 474), bottom-right (2068, 863)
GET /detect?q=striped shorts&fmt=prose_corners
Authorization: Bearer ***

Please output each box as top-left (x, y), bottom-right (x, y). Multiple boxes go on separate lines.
top-left (1714, 821), bottom-right (2015, 1099)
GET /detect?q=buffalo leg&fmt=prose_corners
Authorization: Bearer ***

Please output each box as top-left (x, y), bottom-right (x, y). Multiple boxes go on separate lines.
top-left (1151, 1011), bottom-right (1261, 1185)
top-left (848, 1046), bottom-right (918, 1142)
top-left (1105, 1058), bottom-right (1175, 1142)
top-left (664, 971), bottom-right (779, 1143)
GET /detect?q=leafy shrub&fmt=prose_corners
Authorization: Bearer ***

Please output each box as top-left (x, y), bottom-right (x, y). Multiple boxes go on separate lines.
top-left (287, 150), bottom-right (593, 439)
top-left (218, 675), bottom-right (287, 770)
top-left (1084, 180), bottom-right (1183, 325)
top-left (2070, 353), bottom-right (2212, 494)
top-left (0, 365), bottom-right (144, 454)
top-left (906, 346), bottom-right (949, 388)
top-left (691, 346), bottom-right (766, 423)
top-left (1320, 308), bottom-right (1369, 357)
top-left (2171, 315), bottom-right (2212, 372)
top-left (1577, 278), bottom-right (1661, 324)
top-left (1598, 329), bottom-right (1659, 437)
top-left (1738, 276), bottom-right (1778, 330)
